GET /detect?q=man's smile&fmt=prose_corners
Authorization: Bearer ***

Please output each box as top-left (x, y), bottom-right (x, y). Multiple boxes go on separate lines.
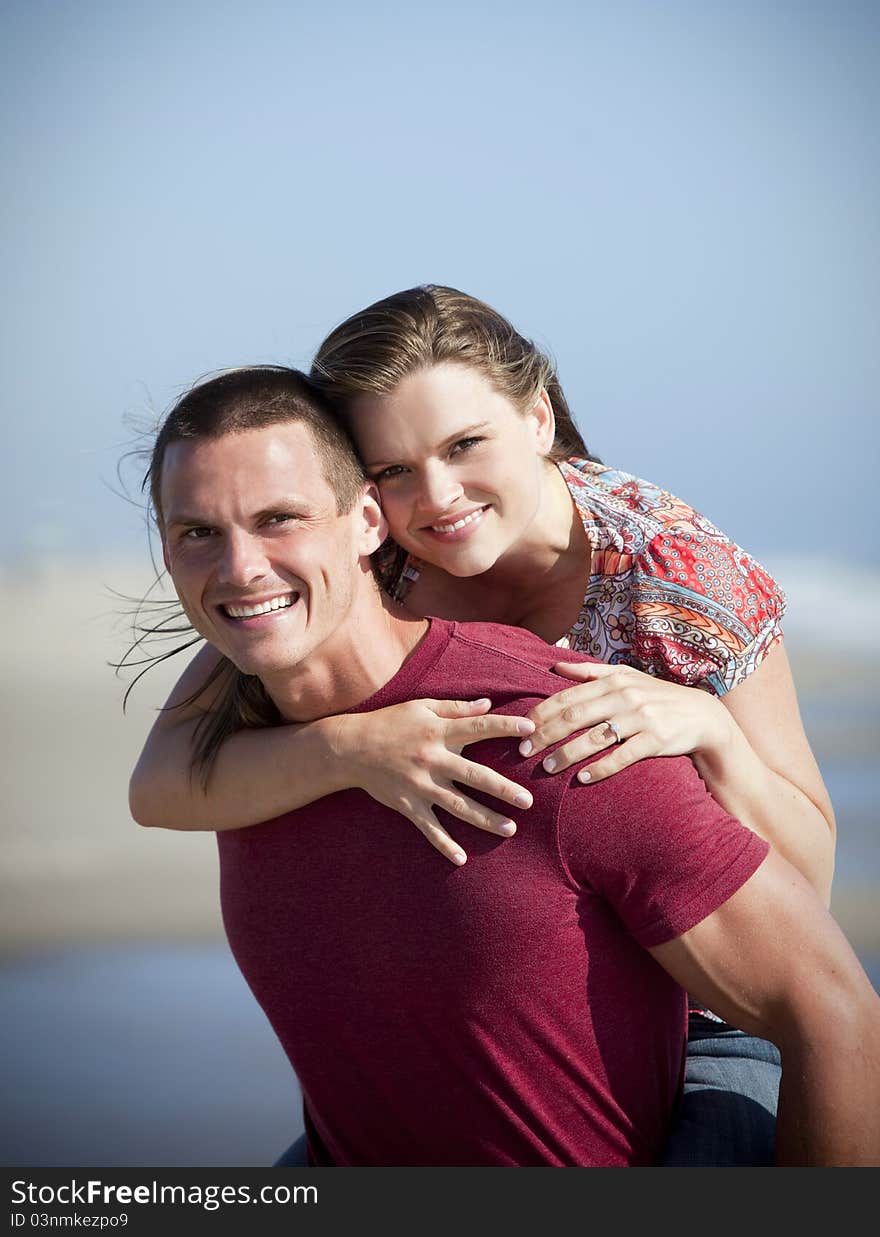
top-left (219, 591), bottom-right (300, 621)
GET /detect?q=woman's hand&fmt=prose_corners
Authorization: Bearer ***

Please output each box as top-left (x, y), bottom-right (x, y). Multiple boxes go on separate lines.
top-left (520, 661), bottom-right (730, 783)
top-left (334, 698), bottom-right (536, 865)
top-left (521, 647), bottom-right (835, 902)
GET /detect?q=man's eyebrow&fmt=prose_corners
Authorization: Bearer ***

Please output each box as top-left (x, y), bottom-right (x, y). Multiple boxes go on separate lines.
top-left (253, 499), bottom-right (317, 520)
top-left (364, 421), bottom-right (493, 466)
top-left (164, 498), bottom-right (317, 528)
top-left (164, 512), bottom-right (211, 529)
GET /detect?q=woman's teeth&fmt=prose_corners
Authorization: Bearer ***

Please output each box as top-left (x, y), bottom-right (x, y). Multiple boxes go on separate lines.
top-left (431, 508), bottom-right (485, 534)
top-left (224, 595), bottom-right (294, 619)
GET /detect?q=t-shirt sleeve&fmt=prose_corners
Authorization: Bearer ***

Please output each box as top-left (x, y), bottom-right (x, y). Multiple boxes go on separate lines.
top-left (555, 755), bottom-right (770, 948)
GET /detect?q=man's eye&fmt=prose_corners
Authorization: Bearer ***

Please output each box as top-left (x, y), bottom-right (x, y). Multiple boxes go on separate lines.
top-left (266, 513), bottom-right (296, 526)
top-left (183, 527), bottom-right (214, 540)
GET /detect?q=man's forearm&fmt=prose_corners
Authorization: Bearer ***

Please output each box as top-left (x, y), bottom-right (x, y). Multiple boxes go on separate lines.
top-left (775, 1010), bottom-right (880, 1165)
top-left (648, 849), bottom-right (880, 1166)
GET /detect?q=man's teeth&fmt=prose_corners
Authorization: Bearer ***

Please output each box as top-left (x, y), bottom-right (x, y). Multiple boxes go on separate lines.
top-left (224, 595), bottom-right (294, 619)
top-left (431, 509), bottom-right (485, 534)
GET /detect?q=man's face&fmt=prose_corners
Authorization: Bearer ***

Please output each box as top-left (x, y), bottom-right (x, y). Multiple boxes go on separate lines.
top-left (160, 423), bottom-right (376, 683)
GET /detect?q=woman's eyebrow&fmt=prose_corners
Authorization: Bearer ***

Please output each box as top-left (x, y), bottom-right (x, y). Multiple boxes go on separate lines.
top-left (365, 421), bottom-right (492, 466)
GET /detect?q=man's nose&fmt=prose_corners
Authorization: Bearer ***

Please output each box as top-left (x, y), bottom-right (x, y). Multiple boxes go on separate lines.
top-left (418, 463), bottom-right (464, 514)
top-left (217, 530), bottom-right (268, 587)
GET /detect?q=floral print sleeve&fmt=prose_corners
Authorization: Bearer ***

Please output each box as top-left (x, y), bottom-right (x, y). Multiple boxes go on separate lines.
top-left (559, 460), bottom-right (787, 696)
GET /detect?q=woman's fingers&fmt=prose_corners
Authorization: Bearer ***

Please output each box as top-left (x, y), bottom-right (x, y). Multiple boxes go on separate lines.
top-left (529, 665), bottom-right (724, 778)
top-left (427, 697), bottom-right (537, 740)
top-left (539, 719), bottom-right (629, 773)
top-left (575, 732), bottom-right (657, 784)
top-left (448, 711), bottom-right (535, 749)
top-left (404, 768), bottom-right (526, 866)
top-left (448, 753), bottom-right (533, 811)
top-left (435, 780), bottom-right (520, 836)
top-left (406, 808), bottom-right (470, 866)
top-left (526, 676), bottom-right (624, 731)
top-left (374, 699), bottom-right (536, 863)
top-left (525, 685), bottom-right (632, 754)
top-left (426, 697), bottom-right (495, 719)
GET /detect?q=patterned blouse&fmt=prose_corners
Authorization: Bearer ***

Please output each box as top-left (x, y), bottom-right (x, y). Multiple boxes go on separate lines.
top-left (374, 458), bottom-right (786, 698)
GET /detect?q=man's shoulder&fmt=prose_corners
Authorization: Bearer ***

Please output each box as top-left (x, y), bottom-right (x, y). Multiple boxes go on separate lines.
top-left (433, 623), bottom-right (606, 702)
top-left (448, 620), bottom-right (600, 672)
top-left (381, 618), bottom-right (599, 719)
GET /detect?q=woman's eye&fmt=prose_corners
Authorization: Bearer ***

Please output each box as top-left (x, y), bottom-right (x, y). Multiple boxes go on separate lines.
top-left (374, 465), bottom-right (407, 482)
top-left (450, 437), bottom-right (483, 455)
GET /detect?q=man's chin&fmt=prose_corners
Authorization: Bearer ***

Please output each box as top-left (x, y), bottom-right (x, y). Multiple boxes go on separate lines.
top-left (217, 642), bottom-right (302, 682)
top-left (187, 631), bottom-right (269, 678)
top-left (195, 622), bottom-right (295, 678)
top-left (217, 648), bottom-right (274, 677)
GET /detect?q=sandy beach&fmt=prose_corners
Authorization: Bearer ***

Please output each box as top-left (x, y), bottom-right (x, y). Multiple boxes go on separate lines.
top-left (0, 559), bottom-right (221, 956)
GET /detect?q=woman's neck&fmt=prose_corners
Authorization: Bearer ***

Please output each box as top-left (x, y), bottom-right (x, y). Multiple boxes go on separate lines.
top-left (488, 460), bottom-right (584, 582)
top-left (412, 462), bottom-right (590, 635)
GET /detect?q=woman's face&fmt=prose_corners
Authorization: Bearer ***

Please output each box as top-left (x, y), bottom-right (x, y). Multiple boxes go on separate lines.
top-left (346, 362), bottom-right (554, 577)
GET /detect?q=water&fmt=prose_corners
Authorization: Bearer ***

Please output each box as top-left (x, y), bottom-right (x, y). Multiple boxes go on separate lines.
top-left (0, 946), bottom-right (303, 1168)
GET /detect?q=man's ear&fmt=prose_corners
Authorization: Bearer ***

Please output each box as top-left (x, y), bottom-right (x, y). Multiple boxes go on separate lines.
top-left (357, 482), bottom-right (388, 556)
top-left (528, 388), bottom-right (556, 456)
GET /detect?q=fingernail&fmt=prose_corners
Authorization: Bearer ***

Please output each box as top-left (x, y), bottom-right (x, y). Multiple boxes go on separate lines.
top-left (514, 791), bottom-right (533, 808)
top-left (452, 851), bottom-right (468, 865)
top-left (519, 739), bottom-right (533, 756)
top-left (578, 769), bottom-right (591, 783)
top-left (472, 698), bottom-right (491, 706)
top-left (517, 718), bottom-right (535, 735)
top-left (543, 756), bottom-right (556, 773)
top-left (498, 821), bottom-right (517, 836)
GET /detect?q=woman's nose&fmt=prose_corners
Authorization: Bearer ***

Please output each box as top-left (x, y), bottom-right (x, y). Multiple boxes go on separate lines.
top-left (418, 464), bottom-right (464, 514)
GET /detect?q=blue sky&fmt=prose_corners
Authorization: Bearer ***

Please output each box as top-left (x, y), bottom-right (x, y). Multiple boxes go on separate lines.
top-left (3, 0), bottom-right (878, 564)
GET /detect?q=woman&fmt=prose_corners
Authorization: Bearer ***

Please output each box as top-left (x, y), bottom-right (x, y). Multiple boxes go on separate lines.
top-left (131, 286), bottom-right (835, 1165)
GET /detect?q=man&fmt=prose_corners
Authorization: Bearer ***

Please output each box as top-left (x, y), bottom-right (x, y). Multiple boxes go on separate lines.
top-left (151, 365), bottom-right (880, 1166)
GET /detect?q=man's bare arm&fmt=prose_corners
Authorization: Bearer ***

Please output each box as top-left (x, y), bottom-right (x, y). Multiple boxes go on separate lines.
top-left (650, 849), bottom-right (880, 1166)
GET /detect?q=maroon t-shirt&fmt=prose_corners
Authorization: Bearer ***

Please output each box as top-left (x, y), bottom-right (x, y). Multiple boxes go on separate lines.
top-left (218, 618), bottom-right (768, 1166)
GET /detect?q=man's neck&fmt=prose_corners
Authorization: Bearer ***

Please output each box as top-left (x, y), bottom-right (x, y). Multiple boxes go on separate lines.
top-left (263, 597), bottom-right (430, 723)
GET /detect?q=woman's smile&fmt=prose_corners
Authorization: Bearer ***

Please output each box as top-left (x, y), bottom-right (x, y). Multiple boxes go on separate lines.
top-left (422, 504), bottom-right (491, 539)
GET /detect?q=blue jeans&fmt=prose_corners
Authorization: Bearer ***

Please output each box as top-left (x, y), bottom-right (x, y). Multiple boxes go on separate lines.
top-left (273, 1018), bottom-right (782, 1167)
top-left (661, 1015), bottom-right (781, 1167)
top-left (274, 1133), bottom-right (309, 1167)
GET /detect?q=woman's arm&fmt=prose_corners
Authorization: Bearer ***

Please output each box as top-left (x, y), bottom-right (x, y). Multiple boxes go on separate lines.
top-left (522, 642), bottom-right (836, 902)
top-left (129, 645), bottom-right (535, 865)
